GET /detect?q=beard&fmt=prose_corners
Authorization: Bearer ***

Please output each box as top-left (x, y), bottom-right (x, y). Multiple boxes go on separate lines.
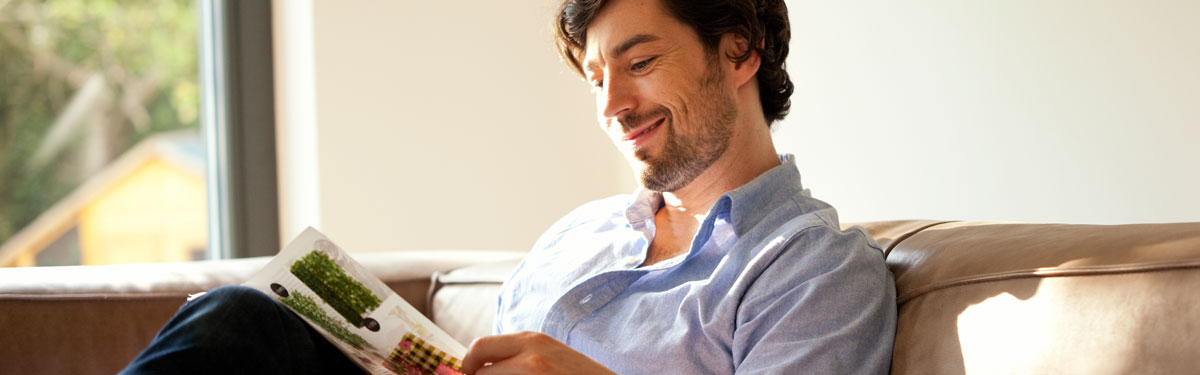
top-left (632, 60), bottom-right (737, 192)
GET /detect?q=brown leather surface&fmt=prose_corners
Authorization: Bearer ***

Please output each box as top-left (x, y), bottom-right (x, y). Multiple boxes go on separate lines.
top-left (893, 268), bottom-right (1200, 374)
top-left (888, 222), bottom-right (1200, 304)
top-left (887, 221), bottom-right (1200, 374)
top-left (845, 220), bottom-right (952, 255)
top-left (0, 294), bottom-right (190, 375)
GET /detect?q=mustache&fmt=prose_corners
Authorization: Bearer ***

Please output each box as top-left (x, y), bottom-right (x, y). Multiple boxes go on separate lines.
top-left (618, 106), bottom-right (671, 134)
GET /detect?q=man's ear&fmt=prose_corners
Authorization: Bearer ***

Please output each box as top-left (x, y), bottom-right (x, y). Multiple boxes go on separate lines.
top-left (721, 33), bottom-right (760, 88)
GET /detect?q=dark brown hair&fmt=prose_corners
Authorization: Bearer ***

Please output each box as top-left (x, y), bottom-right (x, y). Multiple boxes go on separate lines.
top-left (556, 0), bottom-right (795, 126)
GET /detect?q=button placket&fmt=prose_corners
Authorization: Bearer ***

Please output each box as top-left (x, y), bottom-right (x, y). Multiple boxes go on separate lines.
top-left (622, 255), bottom-right (640, 267)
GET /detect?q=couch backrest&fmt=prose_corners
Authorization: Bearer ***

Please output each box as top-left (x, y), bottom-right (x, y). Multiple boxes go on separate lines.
top-left (426, 220), bottom-right (949, 346)
top-left (885, 221), bottom-right (1200, 374)
top-left (429, 220), bottom-right (1200, 374)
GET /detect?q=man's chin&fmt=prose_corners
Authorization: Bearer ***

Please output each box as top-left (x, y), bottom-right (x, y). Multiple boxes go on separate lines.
top-left (631, 147), bottom-right (656, 163)
top-left (639, 163), bottom-right (694, 193)
top-left (624, 151), bottom-right (655, 175)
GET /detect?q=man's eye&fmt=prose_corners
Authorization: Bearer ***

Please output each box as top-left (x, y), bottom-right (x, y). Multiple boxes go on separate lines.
top-left (592, 80), bottom-right (605, 90)
top-left (631, 57), bottom-right (657, 72)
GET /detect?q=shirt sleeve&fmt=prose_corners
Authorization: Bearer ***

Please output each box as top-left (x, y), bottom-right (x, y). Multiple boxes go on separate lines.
top-left (731, 225), bottom-right (897, 374)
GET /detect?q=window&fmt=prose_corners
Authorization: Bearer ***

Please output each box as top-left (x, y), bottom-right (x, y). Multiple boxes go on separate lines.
top-left (0, 0), bottom-right (278, 267)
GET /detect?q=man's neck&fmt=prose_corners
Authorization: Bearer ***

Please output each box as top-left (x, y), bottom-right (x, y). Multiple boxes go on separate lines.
top-left (659, 128), bottom-right (780, 222)
top-left (642, 147), bottom-right (779, 267)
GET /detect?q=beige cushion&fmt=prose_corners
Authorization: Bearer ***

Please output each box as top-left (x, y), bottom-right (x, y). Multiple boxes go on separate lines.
top-left (428, 259), bottom-right (519, 346)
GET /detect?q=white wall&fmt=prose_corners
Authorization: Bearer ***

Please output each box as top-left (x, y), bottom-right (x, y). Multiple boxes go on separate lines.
top-left (273, 0), bottom-right (322, 244)
top-left (309, 1), bottom-right (632, 252)
top-left (287, 0), bottom-right (1199, 253)
top-left (777, 0), bottom-right (1200, 224)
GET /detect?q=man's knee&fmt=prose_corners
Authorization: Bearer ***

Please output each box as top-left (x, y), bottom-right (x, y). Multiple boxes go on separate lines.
top-left (199, 285), bottom-right (269, 301)
top-left (187, 285), bottom-right (279, 316)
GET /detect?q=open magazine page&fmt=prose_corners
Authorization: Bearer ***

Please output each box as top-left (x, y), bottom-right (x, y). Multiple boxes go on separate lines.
top-left (243, 227), bottom-right (467, 375)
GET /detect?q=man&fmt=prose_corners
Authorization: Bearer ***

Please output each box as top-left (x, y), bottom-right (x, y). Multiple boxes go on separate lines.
top-left (123, 0), bottom-right (894, 373)
top-left (459, 0), bottom-right (894, 373)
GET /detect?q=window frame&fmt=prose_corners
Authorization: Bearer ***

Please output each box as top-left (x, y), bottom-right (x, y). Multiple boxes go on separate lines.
top-left (200, 0), bottom-right (280, 259)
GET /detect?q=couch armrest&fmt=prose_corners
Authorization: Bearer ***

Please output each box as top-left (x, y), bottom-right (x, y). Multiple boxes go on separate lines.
top-left (0, 250), bottom-right (525, 375)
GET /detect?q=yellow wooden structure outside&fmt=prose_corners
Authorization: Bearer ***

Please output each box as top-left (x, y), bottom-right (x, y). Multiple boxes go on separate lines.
top-left (0, 132), bottom-right (207, 267)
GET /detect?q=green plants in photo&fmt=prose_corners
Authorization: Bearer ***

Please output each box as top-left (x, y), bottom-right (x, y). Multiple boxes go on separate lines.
top-left (277, 290), bottom-right (368, 349)
top-left (290, 250), bottom-right (383, 327)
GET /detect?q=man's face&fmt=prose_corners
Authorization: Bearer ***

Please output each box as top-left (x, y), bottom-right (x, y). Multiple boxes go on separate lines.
top-left (583, 0), bottom-right (738, 193)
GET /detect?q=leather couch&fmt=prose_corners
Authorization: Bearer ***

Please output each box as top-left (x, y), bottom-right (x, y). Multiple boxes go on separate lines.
top-left (2, 220), bottom-right (1198, 374)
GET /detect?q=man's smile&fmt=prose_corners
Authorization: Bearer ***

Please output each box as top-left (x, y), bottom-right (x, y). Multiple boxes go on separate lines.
top-left (622, 117), bottom-right (665, 146)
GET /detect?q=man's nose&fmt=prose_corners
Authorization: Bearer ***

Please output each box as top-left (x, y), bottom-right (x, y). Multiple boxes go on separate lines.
top-left (600, 73), bottom-right (636, 120)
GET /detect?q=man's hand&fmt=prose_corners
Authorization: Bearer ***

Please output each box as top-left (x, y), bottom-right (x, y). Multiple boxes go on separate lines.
top-left (460, 331), bottom-right (614, 375)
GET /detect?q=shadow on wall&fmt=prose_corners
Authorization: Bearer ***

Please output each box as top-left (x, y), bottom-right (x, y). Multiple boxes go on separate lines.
top-left (881, 221), bottom-right (1200, 374)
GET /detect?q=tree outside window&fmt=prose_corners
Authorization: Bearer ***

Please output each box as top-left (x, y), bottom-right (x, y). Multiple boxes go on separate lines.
top-left (0, 0), bottom-right (203, 267)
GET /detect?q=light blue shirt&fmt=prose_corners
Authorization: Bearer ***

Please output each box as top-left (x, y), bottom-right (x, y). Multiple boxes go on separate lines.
top-left (495, 155), bottom-right (896, 374)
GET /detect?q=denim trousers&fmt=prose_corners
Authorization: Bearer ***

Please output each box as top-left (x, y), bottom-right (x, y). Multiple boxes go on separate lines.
top-left (122, 285), bottom-right (366, 374)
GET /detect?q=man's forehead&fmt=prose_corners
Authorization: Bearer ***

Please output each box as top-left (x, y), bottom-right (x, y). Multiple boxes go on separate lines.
top-left (581, 0), bottom-right (670, 64)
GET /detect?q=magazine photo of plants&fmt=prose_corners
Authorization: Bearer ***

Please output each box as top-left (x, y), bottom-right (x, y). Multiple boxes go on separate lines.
top-left (243, 227), bottom-right (469, 375)
top-left (290, 249), bottom-right (383, 329)
top-left (271, 283), bottom-right (369, 349)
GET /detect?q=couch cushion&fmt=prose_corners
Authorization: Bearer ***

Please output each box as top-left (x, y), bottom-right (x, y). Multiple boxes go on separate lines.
top-left (428, 259), bottom-right (519, 346)
top-left (886, 221), bottom-right (1200, 374)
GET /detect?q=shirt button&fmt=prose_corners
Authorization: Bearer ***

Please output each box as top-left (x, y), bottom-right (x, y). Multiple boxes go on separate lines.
top-left (580, 294), bottom-right (593, 304)
top-left (623, 256), bottom-right (640, 266)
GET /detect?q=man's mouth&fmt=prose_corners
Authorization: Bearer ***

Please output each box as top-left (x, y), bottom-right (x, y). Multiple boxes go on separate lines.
top-left (622, 118), bottom-right (665, 144)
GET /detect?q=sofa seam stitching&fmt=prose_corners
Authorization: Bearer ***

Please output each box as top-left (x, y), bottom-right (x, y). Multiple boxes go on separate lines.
top-left (883, 221), bottom-right (956, 258)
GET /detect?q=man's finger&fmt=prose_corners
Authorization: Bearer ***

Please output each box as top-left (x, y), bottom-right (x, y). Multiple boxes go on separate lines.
top-left (460, 332), bottom-right (531, 374)
top-left (469, 359), bottom-right (528, 375)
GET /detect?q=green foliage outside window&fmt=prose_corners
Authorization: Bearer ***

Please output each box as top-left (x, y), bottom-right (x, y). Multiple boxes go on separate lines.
top-left (0, 0), bottom-right (198, 247)
top-left (290, 250), bottom-right (383, 327)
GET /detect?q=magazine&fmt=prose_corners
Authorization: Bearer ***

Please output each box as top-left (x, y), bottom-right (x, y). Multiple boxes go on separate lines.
top-left (242, 227), bottom-right (467, 375)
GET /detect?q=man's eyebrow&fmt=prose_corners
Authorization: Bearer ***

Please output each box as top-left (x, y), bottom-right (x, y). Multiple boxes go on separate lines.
top-left (611, 34), bottom-right (659, 58)
top-left (585, 34), bottom-right (661, 72)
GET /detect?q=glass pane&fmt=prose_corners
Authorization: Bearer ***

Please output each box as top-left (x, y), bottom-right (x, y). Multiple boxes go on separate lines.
top-left (0, 0), bottom-right (204, 266)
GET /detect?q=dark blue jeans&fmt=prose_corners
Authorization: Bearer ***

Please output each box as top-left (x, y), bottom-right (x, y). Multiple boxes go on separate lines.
top-left (122, 285), bottom-right (365, 374)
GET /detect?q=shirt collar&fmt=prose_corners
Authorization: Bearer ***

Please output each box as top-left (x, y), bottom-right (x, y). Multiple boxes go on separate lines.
top-left (623, 154), bottom-right (806, 237)
top-left (625, 188), bottom-right (661, 230)
top-left (721, 154), bottom-right (807, 237)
